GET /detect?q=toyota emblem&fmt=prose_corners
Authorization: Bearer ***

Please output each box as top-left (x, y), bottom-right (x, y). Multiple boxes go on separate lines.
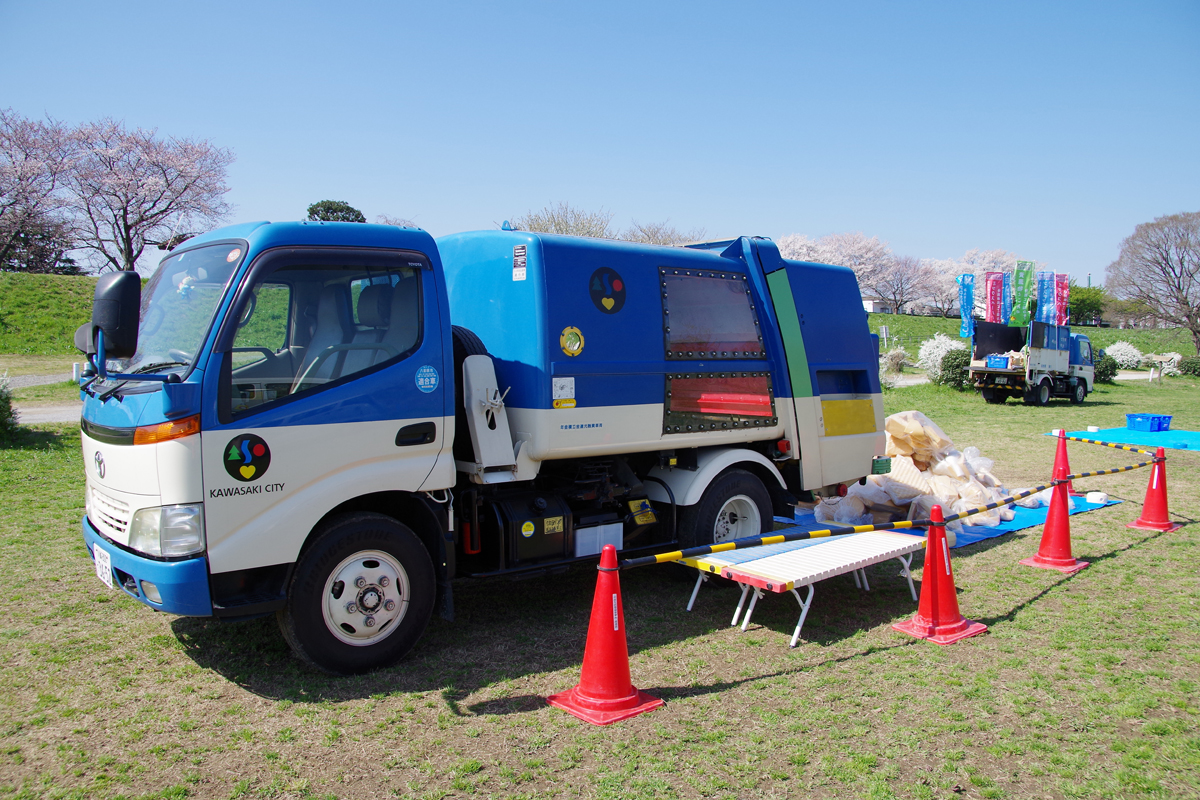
top-left (94, 451), bottom-right (106, 479)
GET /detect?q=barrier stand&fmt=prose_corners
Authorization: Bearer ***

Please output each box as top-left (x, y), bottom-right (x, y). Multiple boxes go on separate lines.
top-left (1019, 441), bottom-right (1089, 575)
top-left (1051, 429), bottom-right (1084, 496)
top-left (892, 505), bottom-right (987, 645)
top-left (546, 544), bottom-right (663, 725)
top-left (1061, 436), bottom-right (1179, 533)
top-left (1127, 447), bottom-right (1183, 532)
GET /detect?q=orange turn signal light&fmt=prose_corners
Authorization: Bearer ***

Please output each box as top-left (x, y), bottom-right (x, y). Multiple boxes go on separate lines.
top-left (133, 414), bottom-right (201, 445)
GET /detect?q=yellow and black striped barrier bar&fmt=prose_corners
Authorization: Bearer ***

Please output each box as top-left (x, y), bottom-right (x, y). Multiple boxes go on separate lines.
top-left (619, 518), bottom-right (930, 569)
top-left (623, 457), bottom-right (1151, 569)
top-left (1063, 436), bottom-right (1159, 457)
top-left (1066, 459), bottom-right (1154, 480)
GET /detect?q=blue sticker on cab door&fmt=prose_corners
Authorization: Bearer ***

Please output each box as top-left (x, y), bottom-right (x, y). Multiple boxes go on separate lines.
top-left (415, 365), bottom-right (439, 393)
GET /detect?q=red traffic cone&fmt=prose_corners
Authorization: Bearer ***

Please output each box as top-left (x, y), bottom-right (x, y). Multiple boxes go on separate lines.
top-left (546, 545), bottom-right (663, 725)
top-left (892, 505), bottom-right (987, 645)
top-left (1052, 429), bottom-right (1084, 496)
top-left (1020, 455), bottom-right (1089, 574)
top-left (1127, 448), bottom-right (1182, 532)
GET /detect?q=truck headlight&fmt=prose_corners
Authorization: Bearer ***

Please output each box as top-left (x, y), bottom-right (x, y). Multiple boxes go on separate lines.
top-left (128, 503), bottom-right (206, 557)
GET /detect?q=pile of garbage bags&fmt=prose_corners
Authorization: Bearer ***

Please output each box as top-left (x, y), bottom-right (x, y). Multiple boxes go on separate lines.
top-left (813, 410), bottom-right (1065, 546)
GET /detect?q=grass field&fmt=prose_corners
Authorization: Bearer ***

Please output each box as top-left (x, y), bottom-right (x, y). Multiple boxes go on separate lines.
top-left (867, 314), bottom-right (1198, 360)
top-left (0, 381), bottom-right (1197, 799)
top-left (0, 275), bottom-right (96, 356)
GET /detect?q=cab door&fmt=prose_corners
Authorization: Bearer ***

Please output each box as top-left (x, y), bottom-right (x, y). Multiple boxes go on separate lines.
top-left (199, 247), bottom-right (449, 575)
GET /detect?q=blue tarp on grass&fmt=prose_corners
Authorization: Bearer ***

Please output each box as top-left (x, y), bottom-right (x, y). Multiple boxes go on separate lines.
top-left (1060, 427), bottom-right (1200, 452)
top-left (777, 496), bottom-right (1123, 549)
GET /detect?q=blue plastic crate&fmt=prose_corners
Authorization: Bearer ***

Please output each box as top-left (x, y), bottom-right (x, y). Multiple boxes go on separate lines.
top-left (1126, 413), bottom-right (1172, 432)
top-left (986, 355), bottom-right (1010, 369)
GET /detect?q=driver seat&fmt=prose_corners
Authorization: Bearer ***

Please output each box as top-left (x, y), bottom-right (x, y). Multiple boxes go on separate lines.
top-left (291, 285), bottom-right (351, 393)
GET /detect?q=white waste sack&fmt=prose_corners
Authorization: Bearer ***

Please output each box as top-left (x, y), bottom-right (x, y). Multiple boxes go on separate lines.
top-left (880, 455), bottom-right (930, 504)
top-left (884, 411), bottom-right (956, 464)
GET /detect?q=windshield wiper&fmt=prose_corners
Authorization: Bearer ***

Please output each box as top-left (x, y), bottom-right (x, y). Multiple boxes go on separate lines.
top-left (133, 360), bottom-right (188, 374)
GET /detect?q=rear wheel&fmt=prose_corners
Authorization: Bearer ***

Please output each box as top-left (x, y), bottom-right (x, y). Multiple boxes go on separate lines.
top-left (1024, 378), bottom-right (1051, 406)
top-left (680, 469), bottom-right (772, 549)
top-left (1070, 382), bottom-right (1086, 404)
top-left (278, 512), bottom-right (435, 674)
top-left (982, 388), bottom-right (1006, 404)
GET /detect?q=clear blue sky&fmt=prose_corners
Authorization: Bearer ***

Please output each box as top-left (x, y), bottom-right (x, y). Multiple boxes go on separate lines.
top-left (4, 1), bottom-right (1198, 281)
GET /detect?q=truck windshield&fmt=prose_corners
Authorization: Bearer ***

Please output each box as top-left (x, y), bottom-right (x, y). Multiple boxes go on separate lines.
top-left (118, 243), bottom-right (245, 377)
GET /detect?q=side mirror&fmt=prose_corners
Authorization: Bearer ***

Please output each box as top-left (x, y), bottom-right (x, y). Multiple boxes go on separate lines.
top-left (73, 322), bottom-right (96, 355)
top-left (91, 272), bottom-right (141, 359)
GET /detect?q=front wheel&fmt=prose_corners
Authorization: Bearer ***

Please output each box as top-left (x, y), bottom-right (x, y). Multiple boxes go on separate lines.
top-left (277, 512), bottom-right (435, 674)
top-left (1070, 382), bottom-right (1086, 404)
top-left (680, 469), bottom-right (772, 549)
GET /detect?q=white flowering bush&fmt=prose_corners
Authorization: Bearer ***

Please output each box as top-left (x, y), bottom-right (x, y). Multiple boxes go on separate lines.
top-left (916, 333), bottom-right (967, 377)
top-left (880, 348), bottom-right (908, 374)
top-left (1105, 341), bottom-right (1144, 370)
top-left (0, 373), bottom-right (18, 443)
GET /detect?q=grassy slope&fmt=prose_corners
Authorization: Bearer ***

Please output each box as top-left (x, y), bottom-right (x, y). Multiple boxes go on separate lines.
top-left (867, 313), bottom-right (1198, 359)
top-left (0, 380), bottom-right (1196, 799)
top-left (0, 274), bottom-right (96, 355)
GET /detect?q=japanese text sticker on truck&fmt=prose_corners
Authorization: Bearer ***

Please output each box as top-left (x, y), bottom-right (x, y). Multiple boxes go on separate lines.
top-left (415, 365), bottom-right (439, 393)
top-left (513, 245), bottom-right (527, 281)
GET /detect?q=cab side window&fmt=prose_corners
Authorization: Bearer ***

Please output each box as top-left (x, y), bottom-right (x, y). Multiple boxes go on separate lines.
top-left (226, 258), bottom-right (423, 416)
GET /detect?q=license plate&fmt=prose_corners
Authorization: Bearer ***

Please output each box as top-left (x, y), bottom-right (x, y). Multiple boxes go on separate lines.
top-left (995, 376), bottom-right (1007, 384)
top-left (93, 544), bottom-right (113, 590)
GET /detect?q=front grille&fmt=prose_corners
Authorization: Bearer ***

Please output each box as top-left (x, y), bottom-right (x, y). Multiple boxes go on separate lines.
top-left (90, 486), bottom-right (131, 539)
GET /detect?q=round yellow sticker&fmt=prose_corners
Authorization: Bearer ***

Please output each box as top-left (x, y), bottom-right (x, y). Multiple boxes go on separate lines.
top-left (521, 521), bottom-right (535, 538)
top-left (560, 326), bottom-right (584, 357)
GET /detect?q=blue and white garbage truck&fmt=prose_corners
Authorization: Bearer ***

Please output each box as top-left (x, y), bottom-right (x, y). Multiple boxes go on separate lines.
top-left (75, 221), bottom-right (888, 673)
top-left (968, 320), bottom-right (1095, 405)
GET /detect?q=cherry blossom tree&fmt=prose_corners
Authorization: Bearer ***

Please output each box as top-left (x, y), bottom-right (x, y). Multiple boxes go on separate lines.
top-left (511, 201), bottom-right (615, 238)
top-left (777, 231), bottom-right (893, 285)
top-left (1106, 211), bottom-right (1200, 351)
top-left (620, 219), bottom-right (705, 245)
top-left (923, 258), bottom-right (963, 317)
top-left (66, 118), bottom-right (233, 272)
top-left (859, 255), bottom-right (935, 314)
top-left (0, 110), bottom-right (75, 267)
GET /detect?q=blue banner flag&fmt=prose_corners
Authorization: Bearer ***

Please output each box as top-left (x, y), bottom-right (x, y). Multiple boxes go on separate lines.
top-left (1036, 271), bottom-right (1055, 323)
top-left (1002, 272), bottom-right (1013, 325)
top-left (957, 274), bottom-right (975, 338)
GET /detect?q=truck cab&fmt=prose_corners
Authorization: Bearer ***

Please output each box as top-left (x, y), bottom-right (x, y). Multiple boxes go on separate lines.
top-left (77, 221), bottom-right (886, 673)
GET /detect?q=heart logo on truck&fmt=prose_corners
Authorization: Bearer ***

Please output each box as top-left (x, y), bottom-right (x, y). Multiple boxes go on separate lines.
top-left (224, 433), bottom-right (271, 483)
top-left (589, 267), bottom-right (625, 314)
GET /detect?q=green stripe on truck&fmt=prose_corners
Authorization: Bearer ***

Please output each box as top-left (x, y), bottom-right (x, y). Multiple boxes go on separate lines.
top-left (766, 269), bottom-right (813, 398)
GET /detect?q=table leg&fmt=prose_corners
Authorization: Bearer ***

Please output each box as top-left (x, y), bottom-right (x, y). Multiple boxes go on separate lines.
top-left (859, 568), bottom-right (871, 591)
top-left (898, 554), bottom-right (917, 601)
top-left (731, 583), bottom-right (751, 626)
top-left (740, 587), bottom-right (764, 632)
top-left (686, 572), bottom-right (707, 612)
top-left (789, 584), bottom-right (815, 647)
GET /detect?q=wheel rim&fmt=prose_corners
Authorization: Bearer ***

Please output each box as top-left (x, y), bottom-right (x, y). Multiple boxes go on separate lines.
top-left (321, 550), bottom-right (410, 647)
top-left (1040, 382), bottom-right (1050, 403)
top-left (713, 494), bottom-right (761, 543)
top-left (1075, 385), bottom-right (1085, 401)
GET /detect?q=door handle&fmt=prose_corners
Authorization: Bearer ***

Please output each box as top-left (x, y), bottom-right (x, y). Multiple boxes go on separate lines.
top-left (395, 421), bottom-right (436, 446)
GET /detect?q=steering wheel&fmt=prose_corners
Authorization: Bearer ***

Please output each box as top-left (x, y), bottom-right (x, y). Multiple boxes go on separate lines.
top-left (168, 348), bottom-right (194, 364)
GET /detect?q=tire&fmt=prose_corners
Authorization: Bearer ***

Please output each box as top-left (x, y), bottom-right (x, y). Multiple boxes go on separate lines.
top-left (1036, 379), bottom-right (1052, 406)
top-left (1070, 382), bottom-right (1086, 404)
top-left (1024, 378), bottom-right (1051, 406)
top-left (451, 326), bottom-right (489, 463)
top-left (679, 469), bottom-right (772, 549)
top-left (277, 512), bottom-right (435, 674)
top-left (982, 388), bottom-right (1005, 404)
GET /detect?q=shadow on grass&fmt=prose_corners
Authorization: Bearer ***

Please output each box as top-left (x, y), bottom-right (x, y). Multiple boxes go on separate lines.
top-left (0, 423), bottom-right (75, 452)
top-left (462, 639), bottom-right (927, 717)
top-left (168, 501), bottom-right (1191, 709)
